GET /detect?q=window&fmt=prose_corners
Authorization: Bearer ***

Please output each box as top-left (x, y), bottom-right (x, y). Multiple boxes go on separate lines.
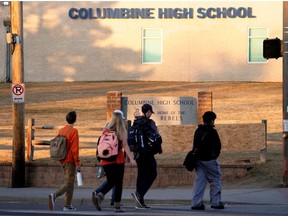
top-left (248, 28), bottom-right (268, 63)
top-left (142, 28), bottom-right (162, 64)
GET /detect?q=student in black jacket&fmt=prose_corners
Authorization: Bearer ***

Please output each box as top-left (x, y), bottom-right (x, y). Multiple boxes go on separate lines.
top-left (191, 111), bottom-right (227, 211)
top-left (131, 104), bottom-right (159, 209)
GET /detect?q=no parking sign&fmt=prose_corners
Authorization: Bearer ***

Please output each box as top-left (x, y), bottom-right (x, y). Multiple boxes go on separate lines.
top-left (11, 83), bottom-right (25, 103)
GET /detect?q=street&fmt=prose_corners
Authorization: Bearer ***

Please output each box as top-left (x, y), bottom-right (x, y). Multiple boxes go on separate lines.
top-left (0, 201), bottom-right (287, 216)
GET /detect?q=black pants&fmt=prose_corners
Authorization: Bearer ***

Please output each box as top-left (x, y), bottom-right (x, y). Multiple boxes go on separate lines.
top-left (136, 154), bottom-right (157, 201)
top-left (100, 163), bottom-right (125, 203)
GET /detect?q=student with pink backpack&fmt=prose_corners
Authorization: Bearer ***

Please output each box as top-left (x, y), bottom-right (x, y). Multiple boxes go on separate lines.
top-left (92, 110), bottom-right (136, 212)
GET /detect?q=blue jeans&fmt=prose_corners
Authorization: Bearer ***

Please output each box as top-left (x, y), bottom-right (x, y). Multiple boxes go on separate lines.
top-left (96, 180), bottom-right (116, 203)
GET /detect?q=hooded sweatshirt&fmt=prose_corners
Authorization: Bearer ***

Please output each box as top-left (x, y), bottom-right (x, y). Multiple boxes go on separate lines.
top-left (192, 124), bottom-right (221, 161)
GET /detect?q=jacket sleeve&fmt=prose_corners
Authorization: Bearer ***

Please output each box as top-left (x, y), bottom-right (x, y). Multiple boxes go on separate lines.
top-left (149, 119), bottom-right (158, 132)
top-left (69, 129), bottom-right (80, 167)
top-left (212, 129), bottom-right (221, 158)
top-left (192, 128), bottom-right (203, 150)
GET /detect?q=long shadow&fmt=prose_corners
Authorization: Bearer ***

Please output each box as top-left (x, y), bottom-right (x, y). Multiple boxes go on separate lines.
top-left (23, 2), bottom-right (155, 83)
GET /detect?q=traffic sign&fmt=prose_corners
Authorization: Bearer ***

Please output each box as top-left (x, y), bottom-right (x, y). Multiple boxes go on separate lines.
top-left (11, 83), bottom-right (25, 103)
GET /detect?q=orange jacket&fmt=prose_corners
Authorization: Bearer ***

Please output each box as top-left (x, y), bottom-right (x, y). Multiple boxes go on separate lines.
top-left (59, 125), bottom-right (80, 167)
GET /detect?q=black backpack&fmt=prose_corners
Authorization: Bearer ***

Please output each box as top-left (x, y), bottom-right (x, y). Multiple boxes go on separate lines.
top-left (128, 117), bottom-right (162, 156)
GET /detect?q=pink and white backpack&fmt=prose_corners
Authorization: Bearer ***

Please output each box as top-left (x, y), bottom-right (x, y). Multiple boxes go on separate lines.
top-left (97, 130), bottom-right (119, 161)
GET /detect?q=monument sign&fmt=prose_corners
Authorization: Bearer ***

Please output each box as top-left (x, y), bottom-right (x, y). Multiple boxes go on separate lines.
top-left (122, 96), bottom-right (198, 125)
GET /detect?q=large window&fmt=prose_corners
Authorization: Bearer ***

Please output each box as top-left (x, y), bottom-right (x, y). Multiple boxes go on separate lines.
top-left (248, 27), bottom-right (268, 63)
top-left (142, 28), bottom-right (162, 64)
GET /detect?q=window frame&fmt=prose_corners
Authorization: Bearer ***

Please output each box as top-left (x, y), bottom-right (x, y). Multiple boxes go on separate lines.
top-left (247, 27), bottom-right (268, 64)
top-left (142, 28), bottom-right (163, 64)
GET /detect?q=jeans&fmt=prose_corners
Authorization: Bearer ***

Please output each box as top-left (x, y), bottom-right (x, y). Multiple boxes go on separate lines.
top-left (136, 154), bottom-right (157, 202)
top-left (98, 163), bottom-right (125, 203)
top-left (192, 160), bottom-right (222, 206)
top-left (96, 180), bottom-right (116, 203)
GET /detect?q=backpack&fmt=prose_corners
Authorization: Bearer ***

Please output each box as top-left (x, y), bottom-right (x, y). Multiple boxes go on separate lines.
top-left (50, 127), bottom-right (72, 160)
top-left (146, 129), bottom-right (163, 155)
top-left (128, 117), bottom-right (162, 155)
top-left (183, 148), bottom-right (199, 172)
top-left (127, 123), bottom-right (147, 153)
top-left (96, 130), bottom-right (119, 161)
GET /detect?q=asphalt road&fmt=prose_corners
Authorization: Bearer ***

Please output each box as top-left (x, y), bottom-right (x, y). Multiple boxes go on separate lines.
top-left (0, 202), bottom-right (287, 216)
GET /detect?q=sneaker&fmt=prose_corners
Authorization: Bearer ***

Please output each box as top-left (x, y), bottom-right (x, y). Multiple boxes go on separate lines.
top-left (92, 191), bottom-right (103, 211)
top-left (48, 193), bottom-right (56, 211)
top-left (114, 207), bottom-right (125, 213)
top-left (110, 200), bottom-right (114, 206)
top-left (191, 202), bottom-right (205, 210)
top-left (211, 202), bottom-right (227, 209)
top-left (135, 205), bottom-right (146, 210)
top-left (131, 192), bottom-right (143, 208)
top-left (135, 203), bottom-right (150, 210)
top-left (63, 205), bottom-right (76, 211)
top-left (142, 204), bottom-right (151, 209)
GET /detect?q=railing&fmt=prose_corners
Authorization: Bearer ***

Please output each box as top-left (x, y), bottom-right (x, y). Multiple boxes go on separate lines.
top-left (26, 118), bottom-right (104, 162)
top-left (26, 118), bottom-right (131, 162)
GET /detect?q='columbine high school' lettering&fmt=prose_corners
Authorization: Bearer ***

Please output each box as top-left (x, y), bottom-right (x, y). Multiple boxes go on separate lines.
top-left (68, 7), bottom-right (256, 19)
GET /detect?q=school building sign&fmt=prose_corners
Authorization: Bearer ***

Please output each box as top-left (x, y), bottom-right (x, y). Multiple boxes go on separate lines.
top-left (69, 7), bottom-right (256, 19)
top-left (122, 96), bottom-right (198, 125)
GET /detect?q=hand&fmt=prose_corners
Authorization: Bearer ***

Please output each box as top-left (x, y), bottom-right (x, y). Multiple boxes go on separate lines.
top-left (76, 166), bottom-right (81, 172)
top-left (130, 159), bottom-right (136, 166)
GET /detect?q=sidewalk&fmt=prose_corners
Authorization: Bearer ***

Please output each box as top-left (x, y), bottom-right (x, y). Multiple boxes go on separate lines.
top-left (0, 187), bottom-right (287, 206)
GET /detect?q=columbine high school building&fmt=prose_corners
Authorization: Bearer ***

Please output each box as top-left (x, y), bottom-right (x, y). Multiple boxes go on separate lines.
top-left (0, 1), bottom-right (283, 82)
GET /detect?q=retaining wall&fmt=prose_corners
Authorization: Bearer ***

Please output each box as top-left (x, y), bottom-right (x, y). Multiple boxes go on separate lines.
top-left (0, 162), bottom-right (251, 188)
top-left (0, 123), bottom-right (263, 188)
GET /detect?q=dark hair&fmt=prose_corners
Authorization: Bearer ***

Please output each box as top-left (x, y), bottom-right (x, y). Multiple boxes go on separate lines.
top-left (66, 111), bottom-right (77, 124)
top-left (202, 111), bottom-right (216, 124)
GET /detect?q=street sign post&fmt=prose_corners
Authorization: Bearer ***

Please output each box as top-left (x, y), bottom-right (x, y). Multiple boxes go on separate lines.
top-left (11, 83), bottom-right (25, 103)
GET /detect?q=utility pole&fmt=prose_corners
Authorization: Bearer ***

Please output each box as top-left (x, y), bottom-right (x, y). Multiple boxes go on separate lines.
top-left (283, 2), bottom-right (288, 186)
top-left (11, 1), bottom-right (25, 188)
top-left (3, 17), bottom-right (11, 83)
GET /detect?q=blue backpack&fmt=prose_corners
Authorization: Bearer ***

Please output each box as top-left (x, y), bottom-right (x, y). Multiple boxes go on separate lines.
top-left (128, 117), bottom-right (162, 156)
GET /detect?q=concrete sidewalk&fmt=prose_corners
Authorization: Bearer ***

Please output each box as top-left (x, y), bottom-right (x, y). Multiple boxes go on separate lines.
top-left (0, 187), bottom-right (287, 206)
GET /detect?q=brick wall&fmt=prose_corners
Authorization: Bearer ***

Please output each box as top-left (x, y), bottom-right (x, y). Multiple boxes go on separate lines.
top-left (0, 162), bottom-right (250, 188)
top-left (0, 91), bottom-right (264, 188)
top-left (1, 2), bottom-right (281, 83)
top-left (0, 122), bottom-right (263, 188)
top-left (106, 91), bottom-right (122, 121)
top-left (197, 91), bottom-right (213, 123)
top-left (158, 123), bottom-right (265, 153)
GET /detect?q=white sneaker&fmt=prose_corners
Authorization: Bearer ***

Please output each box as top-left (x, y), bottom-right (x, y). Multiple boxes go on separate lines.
top-left (131, 192), bottom-right (143, 208)
top-left (63, 205), bottom-right (76, 211)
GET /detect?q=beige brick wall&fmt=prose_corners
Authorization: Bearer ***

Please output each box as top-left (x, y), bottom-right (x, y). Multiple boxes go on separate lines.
top-left (0, 162), bottom-right (250, 188)
top-left (0, 123), bottom-right (262, 188)
top-left (159, 123), bottom-right (265, 153)
top-left (0, 2), bottom-right (282, 82)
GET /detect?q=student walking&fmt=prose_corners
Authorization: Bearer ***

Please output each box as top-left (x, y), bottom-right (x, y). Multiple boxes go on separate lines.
top-left (92, 110), bottom-right (136, 212)
top-left (48, 111), bottom-right (80, 211)
top-left (131, 103), bottom-right (162, 209)
top-left (191, 111), bottom-right (227, 210)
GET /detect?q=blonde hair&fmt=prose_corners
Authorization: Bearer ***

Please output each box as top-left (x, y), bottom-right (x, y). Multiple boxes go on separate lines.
top-left (106, 112), bottom-right (127, 141)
